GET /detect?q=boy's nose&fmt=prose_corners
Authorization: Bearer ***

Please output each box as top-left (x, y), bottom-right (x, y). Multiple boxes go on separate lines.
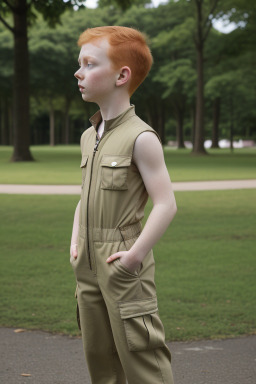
top-left (74, 69), bottom-right (83, 79)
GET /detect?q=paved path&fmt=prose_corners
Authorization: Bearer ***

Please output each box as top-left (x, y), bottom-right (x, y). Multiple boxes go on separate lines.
top-left (0, 328), bottom-right (255, 384)
top-left (0, 179), bottom-right (256, 194)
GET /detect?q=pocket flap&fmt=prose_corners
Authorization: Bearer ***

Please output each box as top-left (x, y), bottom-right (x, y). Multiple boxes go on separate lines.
top-left (80, 155), bottom-right (89, 168)
top-left (101, 155), bottom-right (131, 168)
top-left (119, 297), bottom-right (158, 320)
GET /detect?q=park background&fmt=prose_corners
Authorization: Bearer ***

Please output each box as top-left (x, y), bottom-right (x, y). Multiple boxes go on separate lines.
top-left (0, 0), bottom-right (255, 342)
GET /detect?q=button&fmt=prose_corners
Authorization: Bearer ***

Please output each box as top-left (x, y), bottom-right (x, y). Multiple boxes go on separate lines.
top-left (111, 161), bottom-right (117, 167)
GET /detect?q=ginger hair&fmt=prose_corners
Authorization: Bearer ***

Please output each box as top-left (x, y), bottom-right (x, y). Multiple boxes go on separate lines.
top-left (77, 26), bottom-right (153, 95)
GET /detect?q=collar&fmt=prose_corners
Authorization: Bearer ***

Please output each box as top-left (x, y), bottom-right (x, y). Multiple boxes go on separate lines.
top-left (89, 105), bottom-right (136, 133)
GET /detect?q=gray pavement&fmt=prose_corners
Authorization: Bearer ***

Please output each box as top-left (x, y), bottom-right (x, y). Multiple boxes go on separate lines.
top-left (1, 328), bottom-right (255, 384)
top-left (0, 179), bottom-right (256, 194)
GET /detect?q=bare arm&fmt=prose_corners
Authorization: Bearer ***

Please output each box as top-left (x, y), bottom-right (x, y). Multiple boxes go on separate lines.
top-left (106, 132), bottom-right (177, 272)
top-left (70, 200), bottom-right (81, 260)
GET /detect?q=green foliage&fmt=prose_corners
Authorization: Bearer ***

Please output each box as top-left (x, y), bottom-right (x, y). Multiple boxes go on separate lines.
top-left (205, 13), bottom-right (256, 138)
top-left (31, 0), bottom-right (76, 27)
top-left (154, 59), bottom-right (196, 99)
top-left (98, 0), bottom-right (150, 10)
top-left (0, 0), bottom-right (255, 145)
top-left (0, 22), bottom-right (13, 96)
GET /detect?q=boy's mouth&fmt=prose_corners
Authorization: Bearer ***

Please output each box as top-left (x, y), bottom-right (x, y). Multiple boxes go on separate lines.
top-left (78, 85), bottom-right (85, 92)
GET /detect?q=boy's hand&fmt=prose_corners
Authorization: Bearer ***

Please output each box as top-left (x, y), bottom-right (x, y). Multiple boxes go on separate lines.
top-left (106, 251), bottom-right (141, 274)
top-left (70, 243), bottom-right (78, 261)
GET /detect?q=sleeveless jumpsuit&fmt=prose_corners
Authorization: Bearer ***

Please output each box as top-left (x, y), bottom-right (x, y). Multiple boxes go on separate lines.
top-left (71, 106), bottom-right (174, 384)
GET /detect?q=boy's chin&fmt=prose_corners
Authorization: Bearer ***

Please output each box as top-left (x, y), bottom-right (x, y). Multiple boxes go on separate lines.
top-left (82, 94), bottom-right (95, 103)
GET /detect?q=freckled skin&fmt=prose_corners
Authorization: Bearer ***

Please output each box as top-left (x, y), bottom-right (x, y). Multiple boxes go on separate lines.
top-left (74, 40), bottom-right (118, 105)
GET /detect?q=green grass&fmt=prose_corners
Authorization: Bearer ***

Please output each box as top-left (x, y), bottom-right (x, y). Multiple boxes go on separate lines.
top-left (0, 190), bottom-right (255, 340)
top-left (0, 145), bottom-right (255, 184)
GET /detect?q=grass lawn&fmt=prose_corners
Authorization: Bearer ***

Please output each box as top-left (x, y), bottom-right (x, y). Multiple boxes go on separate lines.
top-left (0, 189), bottom-right (255, 340)
top-left (0, 145), bottom-right (255, 184)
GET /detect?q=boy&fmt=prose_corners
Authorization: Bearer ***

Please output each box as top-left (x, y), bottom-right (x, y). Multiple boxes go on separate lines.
top-left (70, 26), bottom-right (177, 384)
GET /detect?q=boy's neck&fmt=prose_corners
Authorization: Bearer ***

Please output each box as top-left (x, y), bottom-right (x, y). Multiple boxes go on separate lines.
top-left (98, 94), bottom-right (131, 121)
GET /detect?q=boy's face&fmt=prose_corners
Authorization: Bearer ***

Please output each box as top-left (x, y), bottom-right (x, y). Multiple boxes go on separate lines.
top-left (74, 38), bottom-right (118, 104)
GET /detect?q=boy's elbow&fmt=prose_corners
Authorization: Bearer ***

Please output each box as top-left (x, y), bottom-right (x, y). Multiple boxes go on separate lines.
top-left (169, 198), bottom-right (177, 221)
top-left (172, 202), bottom-right (177, 217)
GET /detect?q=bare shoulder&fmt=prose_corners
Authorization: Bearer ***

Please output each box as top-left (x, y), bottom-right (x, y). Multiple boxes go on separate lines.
top-left (133, 131), bottom-right (163, 167)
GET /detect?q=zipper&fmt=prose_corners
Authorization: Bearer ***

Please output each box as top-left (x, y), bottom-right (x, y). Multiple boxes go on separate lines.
top-left (86, 135), bottom-right (100, 270)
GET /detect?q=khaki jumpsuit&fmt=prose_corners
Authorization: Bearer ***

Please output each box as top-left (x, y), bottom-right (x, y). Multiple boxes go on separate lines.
top-left (71, 106), bottom-right (174, 384)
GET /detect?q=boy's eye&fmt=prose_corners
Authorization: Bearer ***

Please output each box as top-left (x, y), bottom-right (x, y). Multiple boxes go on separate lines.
top-left (87, 63), bottom-right (93, 68)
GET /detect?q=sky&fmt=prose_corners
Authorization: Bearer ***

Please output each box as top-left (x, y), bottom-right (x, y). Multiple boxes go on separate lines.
top-left (84, 0), bottom-right (237, 34)
top-left (78, 0), bottom-right (170, 13)
top-left (85, 0), bottom-right (168, 8)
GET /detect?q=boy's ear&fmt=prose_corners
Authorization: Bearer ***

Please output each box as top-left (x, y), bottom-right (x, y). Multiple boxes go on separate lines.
top-left (116, 66), bottom-right (131, 87)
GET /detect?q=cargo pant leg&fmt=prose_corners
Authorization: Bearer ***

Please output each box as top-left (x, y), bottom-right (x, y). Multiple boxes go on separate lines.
top-left (76, 271), bottom-right (126, 384)
top-left (71, 233), bottom-right (126, 384)
top-left (96, 240), bottom-right (174, 384)
top-left (105, 300), bottom-right (174, 384)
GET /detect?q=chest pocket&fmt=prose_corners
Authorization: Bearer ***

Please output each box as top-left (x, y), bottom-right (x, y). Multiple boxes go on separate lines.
top-left (80, 155), bottom-right (89, 189)
top-left (101, 155), bottom-right (131, 191)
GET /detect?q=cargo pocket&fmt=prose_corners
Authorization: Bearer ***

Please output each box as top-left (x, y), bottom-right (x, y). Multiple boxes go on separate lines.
top-left (119, 297), bottom-right (166, 352)
top-left (100, 155), bottom-right (131, 190)
top-left (80, 155), bottom-right (89, 189)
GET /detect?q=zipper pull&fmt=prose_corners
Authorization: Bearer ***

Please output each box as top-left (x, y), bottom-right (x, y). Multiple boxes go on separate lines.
top-left (94, 138), bottom-right (99, 153)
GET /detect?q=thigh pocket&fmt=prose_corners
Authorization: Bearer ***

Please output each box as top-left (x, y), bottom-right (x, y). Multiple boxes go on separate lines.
top-left (100, 155), bottom-right (131, 190)
top-left (119, 297), bottom-right (166, 352)
top-left (80, 155), bottom-right (89, 189)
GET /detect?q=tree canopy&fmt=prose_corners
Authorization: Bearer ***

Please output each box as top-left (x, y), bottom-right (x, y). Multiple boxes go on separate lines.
top-left (0, 0), bottom-right (255, 154)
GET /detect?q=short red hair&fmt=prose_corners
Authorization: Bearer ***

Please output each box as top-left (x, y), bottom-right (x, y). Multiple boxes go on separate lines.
top-left (77, 26), bottom-right (153, 95)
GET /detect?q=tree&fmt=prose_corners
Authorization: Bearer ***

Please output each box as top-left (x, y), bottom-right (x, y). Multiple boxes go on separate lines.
top-left (29, 14), bottom-right (76, 145)
top-left (0, 0), bottom-right (82, 161)
top-left (0, 23), bottom-right (13, 145)
top-left (29, 6), bottom-right (111, 145)
top-left (205, 1), bottom-right (256, 147)
top-left (189, 0), bottom-right (220, 154)
top-left (152, 5), bottom-right (196, 147)
top-left (154, 59), bottom-right (196, 148)
top-left (115, 1), bottom-right (194, 143)
top-left (98, 0), bottom-right (150, 10)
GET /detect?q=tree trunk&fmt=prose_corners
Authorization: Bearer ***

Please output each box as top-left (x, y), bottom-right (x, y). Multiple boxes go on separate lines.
top-left (192, 0), bottom-right (207, 155)
top-left (158, 102), bottom-right (166, 145)
top-left (174, 105), bottom-right (185, 149)
top-left (1, 97), bottom-right (10, 145)
top-left (193, 44), bottom-right (207, 154)
top-left (230, 96), bottom-right (234, 152)
top-left (11, 0), bottom-right (34, 161)
top-left (49, 102), bottom-right (55, 146)
top-left (145, 99), bottom-right (164, 141)
top-left (211, 97), bottom-right (220, 148)
top-left (145, 104), bottom-right (153, 127)
top-left (191, 105), bottom-right (196, 147)
top-left (9, 102), bottom-right (14, 145)
top-left (63, 97), bottom-right (71, 144)
top-left (0, 99), bottom-right (2, 144)
top-left (3, 98), bottom-right (11, 145)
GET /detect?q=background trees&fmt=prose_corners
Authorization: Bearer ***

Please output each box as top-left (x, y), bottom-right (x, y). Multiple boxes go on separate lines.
top-left (0, 0), bottom-right (255, 155)
top-left (0, 0), bottom-right (83, 161)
